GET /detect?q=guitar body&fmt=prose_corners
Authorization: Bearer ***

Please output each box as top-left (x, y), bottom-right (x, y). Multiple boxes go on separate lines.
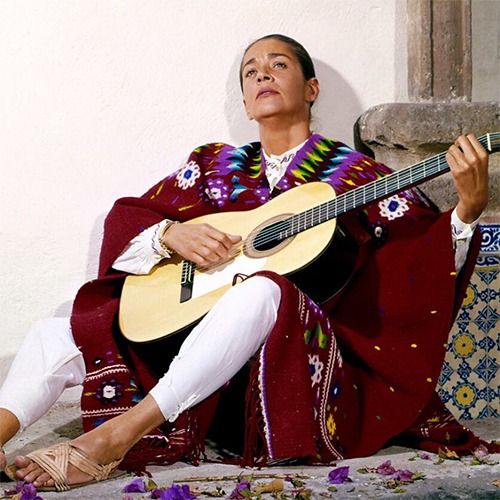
top-left (119, 182), bottom-right (357, 343)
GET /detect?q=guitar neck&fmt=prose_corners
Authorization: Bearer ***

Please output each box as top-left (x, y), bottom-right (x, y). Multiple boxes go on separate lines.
top-left (279, 132), bottom-right (500, 240)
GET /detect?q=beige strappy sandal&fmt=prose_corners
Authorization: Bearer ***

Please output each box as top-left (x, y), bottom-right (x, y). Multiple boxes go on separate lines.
top-left (5, 442), bottom-right (126, 492)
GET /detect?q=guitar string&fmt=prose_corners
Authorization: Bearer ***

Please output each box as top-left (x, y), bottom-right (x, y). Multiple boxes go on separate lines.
top-left (192, 134), bottom-right (498, 274)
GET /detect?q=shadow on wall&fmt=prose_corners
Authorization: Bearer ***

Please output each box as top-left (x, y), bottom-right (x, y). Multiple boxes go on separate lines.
top-left (223, 57), bottom-right (364, 148)
top-left (84, 212), bottom-right (107, 283)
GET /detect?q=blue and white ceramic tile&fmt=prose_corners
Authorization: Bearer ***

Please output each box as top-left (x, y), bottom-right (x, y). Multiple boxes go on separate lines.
top-left (439, 223), bottom-right (500, 419)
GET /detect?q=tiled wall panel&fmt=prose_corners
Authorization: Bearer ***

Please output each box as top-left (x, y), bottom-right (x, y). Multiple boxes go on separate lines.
top-left (438, 224), bottom-right (500, 419)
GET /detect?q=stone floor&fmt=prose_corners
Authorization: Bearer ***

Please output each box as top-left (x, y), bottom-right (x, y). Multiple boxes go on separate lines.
top-left (1, 402), bottom-right (499, 499)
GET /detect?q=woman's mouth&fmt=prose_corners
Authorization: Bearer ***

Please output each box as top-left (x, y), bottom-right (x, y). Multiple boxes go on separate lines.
top-left (257, 89), bottom-right (279, 99)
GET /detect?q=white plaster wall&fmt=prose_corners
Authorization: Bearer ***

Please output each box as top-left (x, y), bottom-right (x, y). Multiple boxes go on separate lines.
top-left (0, 0), bottom-right (406, 400)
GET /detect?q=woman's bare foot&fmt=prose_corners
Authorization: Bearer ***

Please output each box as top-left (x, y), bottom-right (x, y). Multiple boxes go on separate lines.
top-left (11, 431), bottom-right (124, 488)
top-left (10, 395), bottom-right (164, 489)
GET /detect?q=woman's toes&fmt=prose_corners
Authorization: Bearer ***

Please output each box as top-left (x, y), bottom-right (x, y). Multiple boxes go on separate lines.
top-left (15, 460), bottom-right (38, 479)
top-left (33, 471), bottom-right (52, 487)
top-left (22, 465), bottom-right (45, 483)
top-left (14, 455), bottom-right (31, 469)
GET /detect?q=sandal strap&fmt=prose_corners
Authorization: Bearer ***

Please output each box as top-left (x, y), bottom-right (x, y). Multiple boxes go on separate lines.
top-left (27, 443), bottom-right (122, 492)
top-left (28, 444), bottom-right (70, 491)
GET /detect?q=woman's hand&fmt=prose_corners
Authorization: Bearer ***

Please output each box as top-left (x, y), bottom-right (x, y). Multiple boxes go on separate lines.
top-left (161, 222), bottom-right (242, 266)
top-left (446, 134), bottom-right (489, 223)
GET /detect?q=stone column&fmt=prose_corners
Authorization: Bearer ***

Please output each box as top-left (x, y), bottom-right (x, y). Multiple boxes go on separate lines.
top-left (408, 0), bottom-right (472, 102)
top-left (356, 0), bottom-right (499, 216)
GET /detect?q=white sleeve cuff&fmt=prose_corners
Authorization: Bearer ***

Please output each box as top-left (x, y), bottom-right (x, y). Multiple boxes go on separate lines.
top-left (451, 207), bottom-right (480, 240)
top-left (112, 220), bottom-right (172, 275)
top-left (451, 207), bottom-right (480, 274)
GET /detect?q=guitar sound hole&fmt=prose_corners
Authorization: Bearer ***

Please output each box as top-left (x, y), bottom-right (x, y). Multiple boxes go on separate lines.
top-left (253, 219), bottom-right (292, 252)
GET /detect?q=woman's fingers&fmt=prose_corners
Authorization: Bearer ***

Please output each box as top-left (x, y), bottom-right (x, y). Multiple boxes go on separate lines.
top-left (163, 222), bottom-right (241, 266)
top-left (446, 134), bottom-right (489, 223)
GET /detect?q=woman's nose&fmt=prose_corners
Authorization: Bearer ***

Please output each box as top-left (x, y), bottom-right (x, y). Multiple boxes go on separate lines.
top-left (257, 70), bottom-right (272, 82)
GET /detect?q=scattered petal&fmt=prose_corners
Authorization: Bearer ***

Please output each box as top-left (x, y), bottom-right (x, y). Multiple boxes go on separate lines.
top-left (146, 478), bottom-right (159, 492)
top-left (229, 479), bottom-right (251, 499)
top-left (161, 484), bottom-right (197, 500)
top-left (4, 481), bottom-right (42, 500)
top-left (123, 477), bottom-right (146, 493)
top-left (391, 470), bottom-right (413, 483)
top-left (438, 447), bottom-right (460, 460)
top-left (328, 466), bottom-right (351, 484)
top-left (376, 460), bottom-right (396, 476)
top-left (473, 444), bottom-right (489, 462)
top-left (421, 454), bottom-right (430, 460)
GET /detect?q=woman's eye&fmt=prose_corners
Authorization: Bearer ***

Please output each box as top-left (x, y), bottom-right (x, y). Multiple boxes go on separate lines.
top-left (274, 62), bottom-right (286, 68)
top-left (245, 69), bottom-right (256, 77)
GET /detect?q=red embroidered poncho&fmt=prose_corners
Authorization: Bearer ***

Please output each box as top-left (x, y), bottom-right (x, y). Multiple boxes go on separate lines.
top-left (71, 135), bottom-right (494, 470)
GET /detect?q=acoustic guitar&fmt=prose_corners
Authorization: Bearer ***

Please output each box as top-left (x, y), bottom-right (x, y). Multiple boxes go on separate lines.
top-left (119, 133), bottom-right (499, 343)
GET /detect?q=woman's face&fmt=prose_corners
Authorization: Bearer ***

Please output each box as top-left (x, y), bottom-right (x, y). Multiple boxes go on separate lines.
top-left (240, 38), bottom-right (319, 124)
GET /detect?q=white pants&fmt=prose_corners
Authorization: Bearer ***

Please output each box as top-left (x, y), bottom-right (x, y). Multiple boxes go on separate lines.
top-left (0, 277), bottom-right (280, 432)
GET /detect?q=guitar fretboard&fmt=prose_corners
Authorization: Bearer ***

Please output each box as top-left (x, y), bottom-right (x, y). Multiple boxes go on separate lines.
top-left (278, 132), bottom-right (499, 240)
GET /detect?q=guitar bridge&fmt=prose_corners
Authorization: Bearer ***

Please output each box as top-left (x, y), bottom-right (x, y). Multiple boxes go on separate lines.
top-left (180, 260), bottom-right (195, 303)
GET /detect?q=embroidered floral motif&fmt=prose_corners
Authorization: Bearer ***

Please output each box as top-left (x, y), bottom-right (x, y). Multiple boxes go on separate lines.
top-left (309, 354), bottom-right (324, 386)
top-left (176, 161), bottom-right (201, 190)
top-left (378, 195), bottom-right (410, 220)
top-left (205, 179), bottom-right (230, 206)
top-left (95, 378), bottom-right (124, 405)
top-left (327, 414), bottom-right (337, 439)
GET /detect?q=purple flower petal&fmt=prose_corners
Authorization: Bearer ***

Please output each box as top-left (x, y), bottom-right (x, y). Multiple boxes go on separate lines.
top-left (392, 469), bottom-right (413, 482)
top-left (4, 481), bottom-right (27, 495)
top-left (328, 466), bottom-right (350, 484)
top-left (377, 460), bottom-right (396, 476)
top-left (161, 484), bottom-right (196, 500)
top-left (421, 454), bottom-right (430, 460)
top-left (123, 477), bottom-right (146, 493)
top-left (150, 489), bottom-right (164, 499)
top-left (229, 479), bottom-right (251, 499)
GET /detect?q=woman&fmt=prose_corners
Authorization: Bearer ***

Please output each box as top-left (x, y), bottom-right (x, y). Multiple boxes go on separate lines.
top-left (0, 34), bottom-right (492, 491)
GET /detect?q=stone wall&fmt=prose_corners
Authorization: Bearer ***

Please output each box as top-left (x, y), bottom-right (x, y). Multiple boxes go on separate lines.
top-left (356, 102), bottom-right (500, 218)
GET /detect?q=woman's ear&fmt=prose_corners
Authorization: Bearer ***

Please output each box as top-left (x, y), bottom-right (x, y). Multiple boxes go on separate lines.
top-left (243, 99), bottom-right (254, 121)
top-left (306, 78), bottom-right (320, 104)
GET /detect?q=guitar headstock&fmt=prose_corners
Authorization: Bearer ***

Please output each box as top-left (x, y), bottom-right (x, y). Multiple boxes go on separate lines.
top-left (480, 132), bottom-right (500, 154)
